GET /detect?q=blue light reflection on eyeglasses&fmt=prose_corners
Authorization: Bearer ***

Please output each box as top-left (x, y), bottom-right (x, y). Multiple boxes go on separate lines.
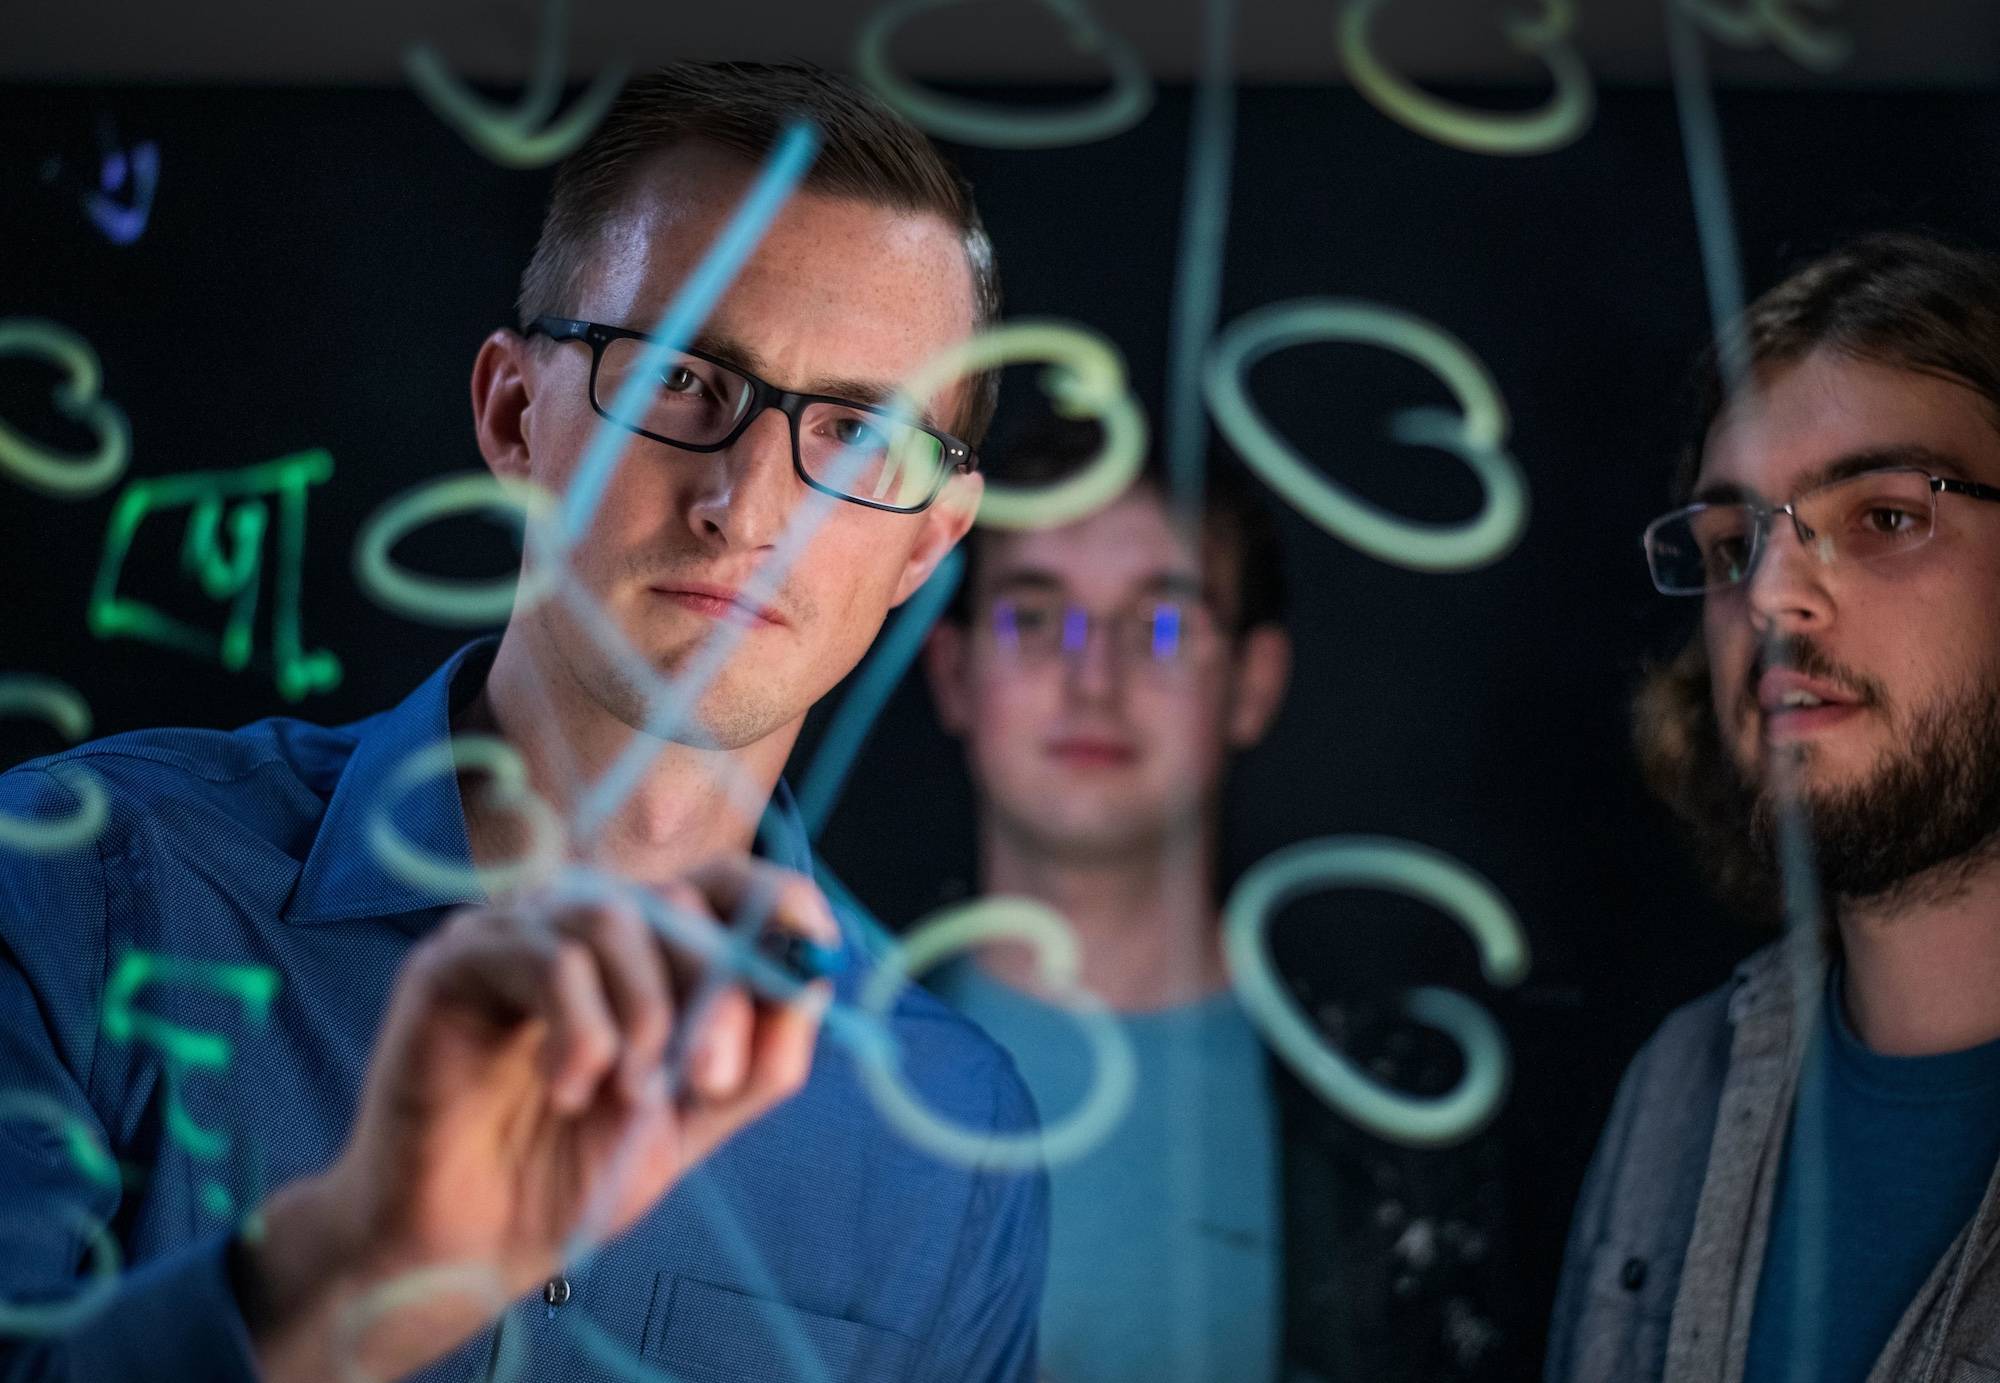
top-left (1061, 606), bottom-right (1089, 658)
top-left (1150, 603), bottom-right (1182, 661)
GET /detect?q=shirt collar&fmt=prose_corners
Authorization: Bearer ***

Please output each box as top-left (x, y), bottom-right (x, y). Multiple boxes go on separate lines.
top-left (283, 638), bottom-right (821, 927)
top-left (282, 638), bottom-right (496, 924)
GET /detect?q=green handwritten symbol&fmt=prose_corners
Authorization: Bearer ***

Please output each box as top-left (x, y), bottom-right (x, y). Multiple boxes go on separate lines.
top-left (854, 0), bottom-right (1153, 149)
top-left (0, 1090), bottom-right (120, 1192)
top-left (1339, 0), bottom-right (1595, 156)
top-left (404, 0), bottom-right (627, 169)
top-left (1678, 0), bottom-right (1852, 73)
top-left (1224, 838), bottom-right (1528, 1147)
top-left (88, 449), bottom-right (343, 701)
top-left (100, 950), bottom-right (281, 1218)
top-left (0, 318), bottom-right (130, 500)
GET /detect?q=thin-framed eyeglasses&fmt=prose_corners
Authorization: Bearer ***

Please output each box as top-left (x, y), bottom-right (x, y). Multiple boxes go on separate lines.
top-left (1641, 464), bottom-right (2000, 595)
top-left (526, 315), bottom-right (977, 514)
top-left (987, 593), bottom-right (1224, 671)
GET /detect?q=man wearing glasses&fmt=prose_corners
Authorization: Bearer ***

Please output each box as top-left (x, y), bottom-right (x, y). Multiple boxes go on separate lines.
top-left (921, 425), bottom-right (1514, 1381)
top-left (0, 64), bottom-right (1045, 1382)
top-left (1548, 232), bottom-right (2000, 1383)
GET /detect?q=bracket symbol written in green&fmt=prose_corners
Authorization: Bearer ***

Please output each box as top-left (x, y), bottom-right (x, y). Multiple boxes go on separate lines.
top-left (88, 449), bottom-right (343, 701)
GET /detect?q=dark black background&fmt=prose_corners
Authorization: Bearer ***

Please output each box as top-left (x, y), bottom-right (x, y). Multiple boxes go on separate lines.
top-left (6, 73), bottom-right (1998, 1367)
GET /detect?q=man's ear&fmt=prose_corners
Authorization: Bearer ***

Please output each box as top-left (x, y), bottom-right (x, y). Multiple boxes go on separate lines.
top-left (890, 471), bottom-right (982, 607)
top-left (922, 619), bottom-right (973, 736)
top-left (1226, 624), bottom-right (1292, 749)
top-left (471, 328), bottom-right (535, 481)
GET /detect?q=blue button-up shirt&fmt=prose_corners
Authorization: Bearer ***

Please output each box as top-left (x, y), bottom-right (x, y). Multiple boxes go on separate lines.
top-left (0, 640), bottom-right (1046, 1381)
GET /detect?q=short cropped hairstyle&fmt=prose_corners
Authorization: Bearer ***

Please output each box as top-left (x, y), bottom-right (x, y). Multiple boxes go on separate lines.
top-left (1638, 231), bottom-right (2000, 919)
top-left (944, 415), bottom-right (1289, 634)
top-left (517, 61), bottom-right (1003, 445)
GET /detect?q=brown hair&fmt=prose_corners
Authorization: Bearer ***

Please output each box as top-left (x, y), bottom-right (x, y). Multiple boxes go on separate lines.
top-left (516, 61), bottom-right (1003, 444)
top-left (1639, 230), bottom-right (2000, 921)
top-left (943, 415), bottom-right (1290, 634)
top-left (1671, 231), bottom-right (2000, 505)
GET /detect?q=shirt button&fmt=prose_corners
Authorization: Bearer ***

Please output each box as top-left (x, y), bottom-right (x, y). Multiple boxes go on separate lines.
top-left (1621, 1257), bottom-right (1648, 1291)
top-left (543, 1276), bottom-right (572, 1308)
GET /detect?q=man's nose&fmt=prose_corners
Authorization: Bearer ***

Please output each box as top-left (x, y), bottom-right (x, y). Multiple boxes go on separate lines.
top-left (684, 407), bottom-right (798, 549)
top-left (1062, 616), bottom-right (1125, 704)
top-left (1744, 509), bottom-right (1835, 635)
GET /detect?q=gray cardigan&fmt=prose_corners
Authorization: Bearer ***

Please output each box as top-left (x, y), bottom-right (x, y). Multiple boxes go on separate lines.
top-left (1545, 938), bottom-right (2000, 1383)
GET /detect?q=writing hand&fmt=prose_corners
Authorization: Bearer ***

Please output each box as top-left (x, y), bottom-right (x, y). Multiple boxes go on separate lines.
top-left (235, 856), bottom-right (836, 1382)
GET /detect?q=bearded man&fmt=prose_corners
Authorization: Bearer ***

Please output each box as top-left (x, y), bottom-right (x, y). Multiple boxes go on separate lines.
top-left (1547, 231), bottom-right (2000, 1383)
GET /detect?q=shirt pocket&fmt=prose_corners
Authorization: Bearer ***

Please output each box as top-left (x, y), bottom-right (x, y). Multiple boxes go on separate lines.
top-left (641, 1273), bottom-right (920, 1383)
top-left (1562, 1241), bottom-right (1679, 1383)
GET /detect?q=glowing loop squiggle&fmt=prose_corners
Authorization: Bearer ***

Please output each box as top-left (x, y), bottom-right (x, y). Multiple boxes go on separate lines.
top-left (1204, 298), bottom-right (1530, 572)
top-left (857, 897), bottom-right (1136, 1169)
top-left (1677, 0), bottom-right (1852, 73)
top-left (403, 0), bottom-right (627, 169)
top-left (0, 319), bottom-right (130, 500)
top-left (1224, 836), bottom-right (1529, 1147)
top-left (894, 320), bottom-right (1148, 531)
top-left (0, 677), bottom-right (106, 853)
top-left (334, 1262), bottom-right (520, 1383)
top-left (368, 736), bottom-right (564, 898)
top-left (1338, 0), bottom-right (1595, 156)
top-left (854, 0), bottom-right (1154, 149)
top-left (0, 1202), bottom-right (122, 1335)
top-left (353, 473), bottom-right (558, 626)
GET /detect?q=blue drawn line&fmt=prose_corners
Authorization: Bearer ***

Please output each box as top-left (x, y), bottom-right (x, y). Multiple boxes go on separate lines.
top-left (808, 863), bottom-right (901, 967)
top-left (557, 121), bottom-right (822, 545)
top-left (1665, 7), bottom-right (1830, 1369)
top-left (1163, 0), bottom-right (1237, 521)
top-left (1161, 3), bottom-right (1238, 1321)
top-left (795, 546), bottom-right (964, 840)
top-left (1664, 1), bottom-right (1749, 389)
top-left (574, 438), bottom-right (882, 842)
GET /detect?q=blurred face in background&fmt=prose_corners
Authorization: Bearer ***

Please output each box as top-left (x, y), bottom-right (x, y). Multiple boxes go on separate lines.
top-left (925, 485), bottom-right (1289, 862)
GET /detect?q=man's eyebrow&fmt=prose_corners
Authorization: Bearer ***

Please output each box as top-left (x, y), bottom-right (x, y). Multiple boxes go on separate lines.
top-left (688, 331), bottom-right (946, 431)
top-left (987, 569), bottom-right (1211, 604)
top-left (1137, 572), bottom-right (1209, 602)
top-left (986, 570), bottom-right (1066, 597)
top-left (1692, 444), bottom-right (1978, 506)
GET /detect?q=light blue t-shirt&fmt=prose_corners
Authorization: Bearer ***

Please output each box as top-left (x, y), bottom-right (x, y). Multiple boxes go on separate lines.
top-left (931, 958), bottom-right (1281, 1383)
top-left (1745, 969), bottom-right (2000, 1383)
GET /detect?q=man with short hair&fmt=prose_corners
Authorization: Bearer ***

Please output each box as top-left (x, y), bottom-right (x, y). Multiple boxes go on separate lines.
top-left (1548, 231), bottom-right (2000, 1383)
top-left (0, 63), bottom-right (1045, 1383)
top-left (922, 424), bottom-right (1514, 1381)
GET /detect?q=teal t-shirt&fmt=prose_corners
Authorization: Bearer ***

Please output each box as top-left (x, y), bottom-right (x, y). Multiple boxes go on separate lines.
top-left (1745, 970), bottom-right (2000, 1383)
top-left (930, 959), bottom-right (1281, 1383)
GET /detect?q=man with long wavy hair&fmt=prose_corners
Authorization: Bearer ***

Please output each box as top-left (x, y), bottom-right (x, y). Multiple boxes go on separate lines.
top-left (1548, 232), bottom-right (2000, 1383)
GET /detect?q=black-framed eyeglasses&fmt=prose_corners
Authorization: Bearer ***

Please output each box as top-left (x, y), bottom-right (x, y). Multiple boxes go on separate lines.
top-left (1642, 464), bottom-right (2000, 595)
top-left (526, 315), bottom-right (977, 514)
